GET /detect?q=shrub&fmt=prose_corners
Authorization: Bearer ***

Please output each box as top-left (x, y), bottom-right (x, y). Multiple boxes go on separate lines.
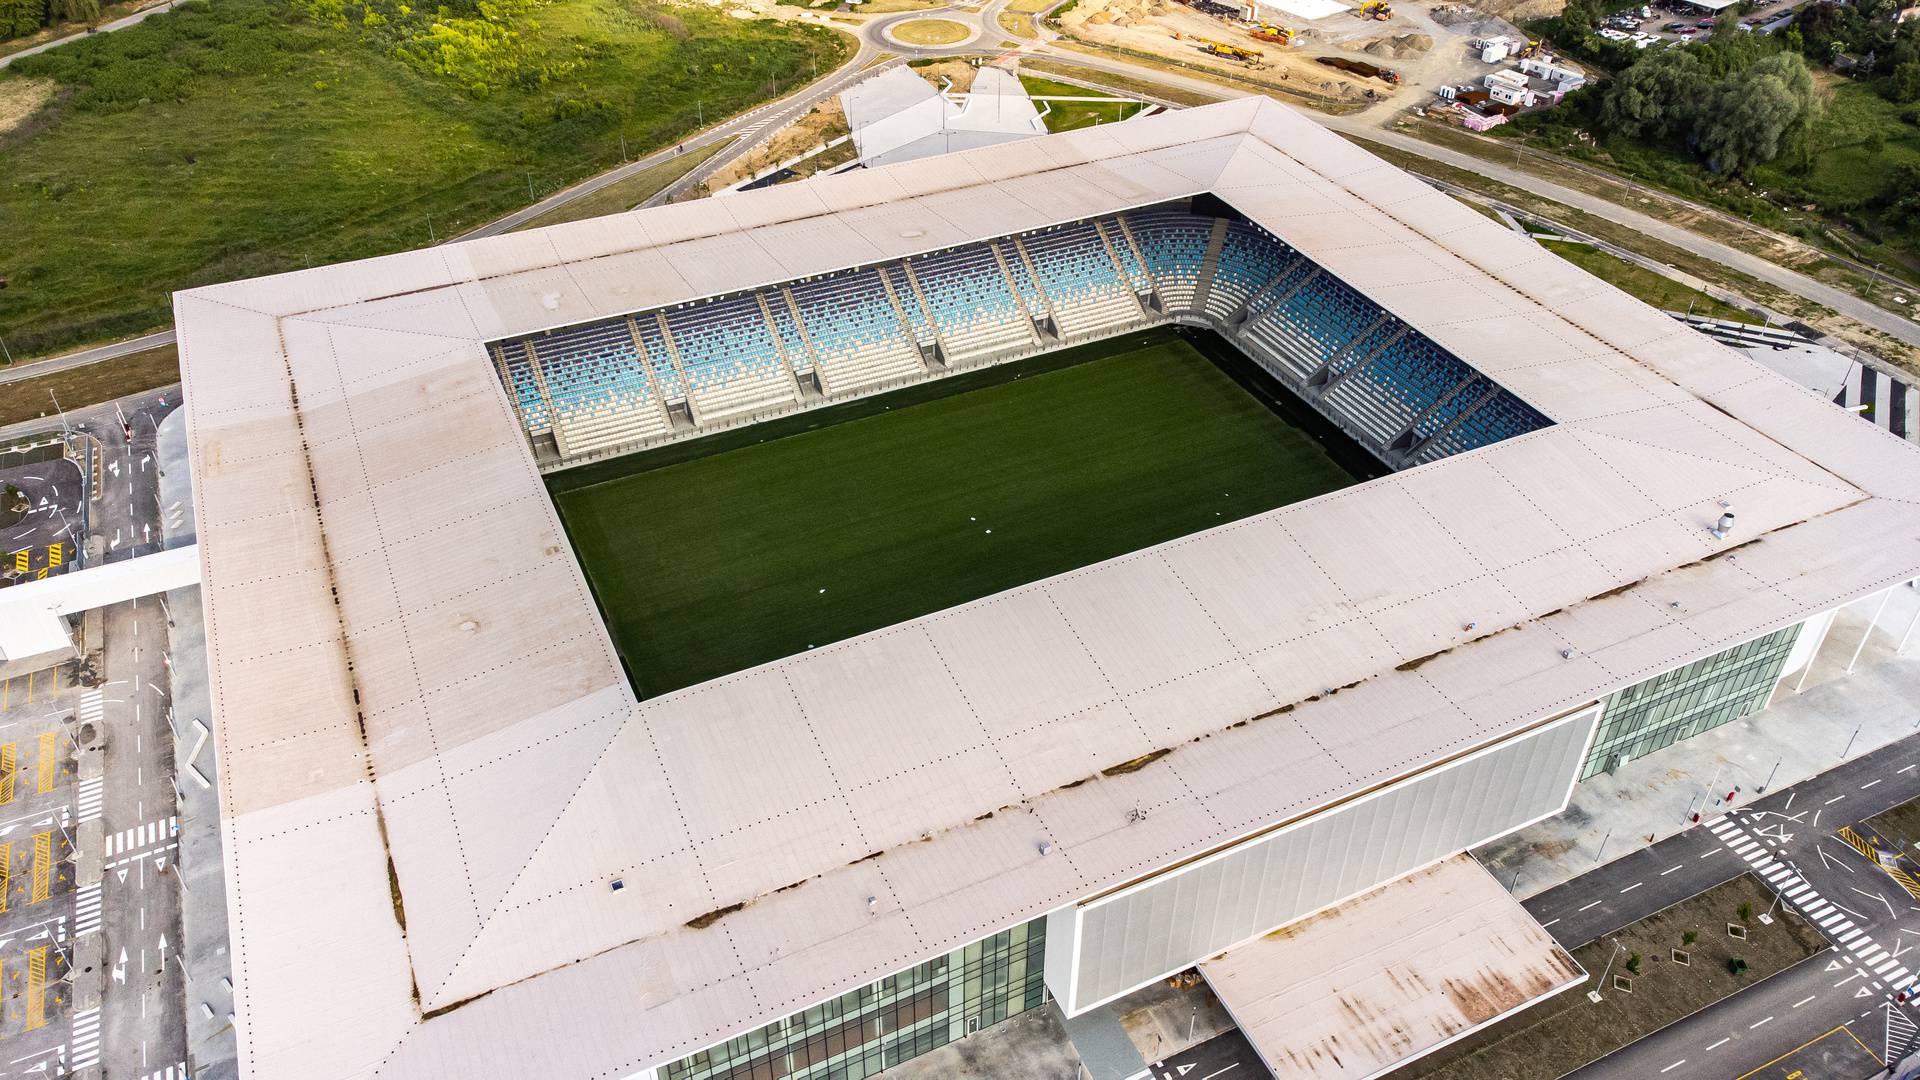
top-left (1625, 953), bottom-right (1643, 975)
top-left (1739, 901), bottom-right (1754, 922)
top-left (1729, 957), bottom-right (1750, 975)
top-left (1683, 929), bottom-right (1699, 945)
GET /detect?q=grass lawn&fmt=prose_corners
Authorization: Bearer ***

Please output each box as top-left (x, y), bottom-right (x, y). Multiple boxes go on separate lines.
top-left (1402, 873), bottom-right (1826, 1080)
top-left (889, 17), bottom-right (970, 45)
top-left (552, 330), bottom-right (1361, 697)
top-left (0, 0), bottom-right (848, 359)
top-left (513, 140), bottom-right (731, 231)
top-left (1539, 239), bottom-right (1761, 323)
top-left (1017, 73), bottom-right (1144, 132)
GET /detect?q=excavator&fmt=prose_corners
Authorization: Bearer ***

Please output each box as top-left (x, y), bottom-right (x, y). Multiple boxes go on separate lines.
top-left (1247, 23), bottom-right (1295, 44)
top-left (1515, 38), bottom-right (1542, 58)
top-left (1358, 1), bottom-right (1391, 20)
top-left (1199, 37), bottom-right (1265, 64)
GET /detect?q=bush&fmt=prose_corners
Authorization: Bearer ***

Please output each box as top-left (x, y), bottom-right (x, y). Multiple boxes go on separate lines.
top-left (1682, 929), bottom-right (1699, 945)
top-left (1729, 957), bottom-right (1750, 975)
top-left (1739, 901), bottom-right (1754, 921)
top-left (1625, 952), bottom-right (1643, 975)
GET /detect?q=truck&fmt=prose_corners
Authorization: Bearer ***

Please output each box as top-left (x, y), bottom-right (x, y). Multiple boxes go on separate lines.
top-left (1315, 55), bottom-right (1400, 82)
top-left (1248, 23), bottom-right (1295, 44)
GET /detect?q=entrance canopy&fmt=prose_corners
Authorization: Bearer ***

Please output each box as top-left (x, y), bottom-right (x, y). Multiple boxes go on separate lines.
top-left (1198, 854), bottom-right (1582, 1080)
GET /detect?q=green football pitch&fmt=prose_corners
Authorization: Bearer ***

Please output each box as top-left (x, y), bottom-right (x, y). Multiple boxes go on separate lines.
top-left (551, 329), bottom-right (1364, 698)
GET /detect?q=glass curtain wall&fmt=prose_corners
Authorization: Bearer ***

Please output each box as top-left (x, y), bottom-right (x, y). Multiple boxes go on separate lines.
top-left (661, 917), bottom-right (1048, 1080)
top-left (1580, 624), bottom-right (1802, 779)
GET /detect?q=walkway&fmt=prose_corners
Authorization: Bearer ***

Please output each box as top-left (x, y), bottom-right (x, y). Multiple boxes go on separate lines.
top-left (0, 0), bottom-right (183, 70)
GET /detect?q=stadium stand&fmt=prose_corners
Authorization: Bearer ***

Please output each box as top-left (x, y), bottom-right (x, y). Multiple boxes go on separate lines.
top-left (492, 200), bottom-right (1549, 467)
top-left (790, 268), bottom-right (927, 395)
top-left (660, 293), bottom-right (798, 423)
top-left (1120, 209), bottom-right (1215, 311)
top-left (1015, 222), bottom-right (1144, 338)
top-left (903, 245), bottom-right (1038, 362)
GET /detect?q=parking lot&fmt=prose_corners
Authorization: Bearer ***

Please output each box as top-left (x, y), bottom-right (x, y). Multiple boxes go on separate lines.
top-left (1596, 0), bottom-right (1805, 49)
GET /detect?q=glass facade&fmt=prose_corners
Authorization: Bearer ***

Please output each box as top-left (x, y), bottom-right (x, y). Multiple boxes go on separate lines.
top-left (1580, 624), bottom-right (1802, 779)
top-left (661, 917), bottom-right (1048, 1080)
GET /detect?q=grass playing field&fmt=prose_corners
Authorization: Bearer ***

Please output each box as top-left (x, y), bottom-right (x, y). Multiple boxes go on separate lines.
top-left (552, 329), bottom-right (1363, 698)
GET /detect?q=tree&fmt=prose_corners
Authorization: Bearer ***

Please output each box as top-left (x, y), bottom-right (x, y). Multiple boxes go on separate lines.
top-left (1625, 952), bottom-right (1644, 975)
top-left (0, 0), bottom-right (46, 39)
top-left (47, 0), bottom-right (96, 23)
top-left (1893, 61), bottom-right (1920, 103)
top-left (1603, 48), bottom-right (1710, 140)
top-left (1694, 52), bottom-right (1823, 174)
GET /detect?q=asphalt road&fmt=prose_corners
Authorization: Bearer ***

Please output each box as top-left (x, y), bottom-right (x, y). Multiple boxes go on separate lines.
top-left (1140, 1027), bottom-right (1271, 1080)
top-left (1519, 730), bottom-right (1920, 1080)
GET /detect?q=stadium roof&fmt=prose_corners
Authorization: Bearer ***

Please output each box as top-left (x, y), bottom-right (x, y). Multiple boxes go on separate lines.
top-left (175, 95), bottom-right (1920, 1079)
top-left (1198, 854), bottom-right (1583, 1080)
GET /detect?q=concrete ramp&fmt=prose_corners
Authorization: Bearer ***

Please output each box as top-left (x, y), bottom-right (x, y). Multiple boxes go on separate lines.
top-left (1198, 854), bottom-right (1581, 1080)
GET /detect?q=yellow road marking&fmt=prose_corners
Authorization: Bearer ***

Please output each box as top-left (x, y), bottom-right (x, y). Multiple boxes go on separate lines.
top-left (1734, 1024), bottom-right (1882, 1078)
top-left (1838, 825), bottom-right (1877, 860)
top-left (11, 550), bottom-right (25, 574)
top-left (24, 946), bottom-right (46, 1031)
top-left (35, 731), bottom-right (54, 794)
top-left (0, 743), bottom-right (14, 805)
top-left (47, 543), bottom-right (61, 568)
top-left (0, 841), bottom-right (11, 915)
top-left (22, 669), bottom-right (31, 708)
top-left (30, 831), bottom-right (50, 904)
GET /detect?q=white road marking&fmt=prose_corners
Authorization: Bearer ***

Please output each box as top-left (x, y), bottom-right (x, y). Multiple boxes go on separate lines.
top-left (1794, 995), bottom-right (1817, 1007)
top-left (1706, 1037), bottom-right (1731, 1050)
top-left (1621, 882), bottom-right (1642, 894)
top-left (1579, 900), bottom-right (1603, 912)
top-left (1751, 1016), bottom-right (1774, 1028)
top-left (1828, 795), bottom-right (1848, 805)
top-left (1865, 779), bottom-right (1885, 789)
top-left (1661, 864), bottom-right (1683, 876)
top-left (1660, 1060), bottom-right (1686, 1073)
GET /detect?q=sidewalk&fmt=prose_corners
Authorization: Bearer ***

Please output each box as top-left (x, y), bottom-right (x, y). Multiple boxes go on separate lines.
top-left (157, 402), bottom-right (237, 1079)
top-left (1477, 589), bottom-right (1920, 900)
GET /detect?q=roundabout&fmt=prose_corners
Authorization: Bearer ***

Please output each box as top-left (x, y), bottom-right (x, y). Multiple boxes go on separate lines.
top-left (883, 16), bottom-right (977, 47)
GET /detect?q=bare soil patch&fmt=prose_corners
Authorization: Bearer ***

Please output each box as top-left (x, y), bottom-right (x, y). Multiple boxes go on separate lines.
top-left (706, 96), bottom-right (850, 191)
top-left (0, 78), bottom-right (54, 137)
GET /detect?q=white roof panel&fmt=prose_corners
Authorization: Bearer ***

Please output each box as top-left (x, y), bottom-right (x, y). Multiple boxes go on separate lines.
top-left (175, 96), bottom-right (1920, 1080)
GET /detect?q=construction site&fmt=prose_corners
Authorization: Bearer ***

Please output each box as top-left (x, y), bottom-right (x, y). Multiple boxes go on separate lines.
top-left (1051, 0), bottom-right (1545, 117)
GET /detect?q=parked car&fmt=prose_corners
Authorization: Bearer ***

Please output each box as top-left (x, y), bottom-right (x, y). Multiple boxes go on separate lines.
top-left (1676, 25), bottom-right (1698, 33)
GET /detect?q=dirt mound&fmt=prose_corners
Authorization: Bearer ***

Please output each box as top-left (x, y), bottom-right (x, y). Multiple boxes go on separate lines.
top-left (1359, 31), bottom-right (1432, 57)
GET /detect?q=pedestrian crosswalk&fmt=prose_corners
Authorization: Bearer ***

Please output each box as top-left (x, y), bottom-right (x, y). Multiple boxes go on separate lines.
top-left (1890, 1002), bottom-right (1920, 1063)
top-left (105, 815), bottom-right (177, 857)
top-left (75, 775), bottom-right (104, 825)
top-left (74, 882), bottom-right (102, 937)
top-left (1835, 363), bottom-right (1919, 444)
top-left (136, 1063), bottom-right (190, 1080)
top-left (1709, 815), bottom-right (1910, 994)
top-left (69, 1006), bottom-right (100, 1070)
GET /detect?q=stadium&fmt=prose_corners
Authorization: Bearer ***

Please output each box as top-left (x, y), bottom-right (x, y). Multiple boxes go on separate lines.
top-left (175, 96), bottom-right (1920, 1080)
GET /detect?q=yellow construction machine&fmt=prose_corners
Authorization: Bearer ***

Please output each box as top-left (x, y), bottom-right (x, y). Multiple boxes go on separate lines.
top-left (1198, 37), bottom-right (1265, 63)
top-left (1359, 0), bottom-right (1391, 19)
top-left (1248, 23), bottom-right (1295, 44)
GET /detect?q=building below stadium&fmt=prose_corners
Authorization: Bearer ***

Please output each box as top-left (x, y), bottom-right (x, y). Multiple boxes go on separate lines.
top-left (173, 95), bottom-right (1920, 1080)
